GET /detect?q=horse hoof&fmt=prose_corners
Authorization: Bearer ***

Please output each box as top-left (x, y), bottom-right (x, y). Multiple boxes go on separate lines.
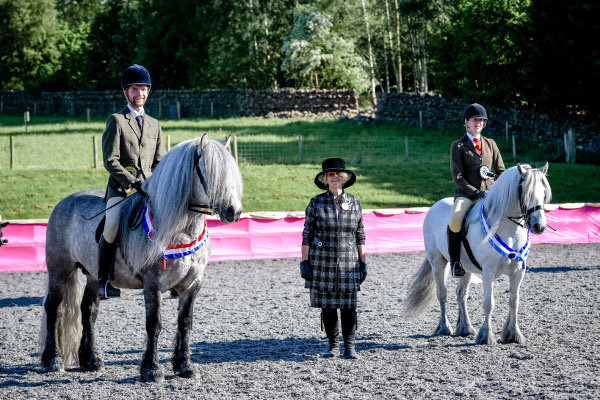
top-left (502, 333), bottom-right (525, 344)
top-left (178, 367), bottom-right (197, 379)
top-left (81, 357), bottom-right (104, 372)
top-left (433, 325), bottom-right (453, 336)
top-left (455, 325), bottom-right (475, 337)
top-left (141, 367), bottom-right (165, 383)
top-left (475, 333), bottom-right (497, 345)
top-left (44, 358), bottom-right (65, 373)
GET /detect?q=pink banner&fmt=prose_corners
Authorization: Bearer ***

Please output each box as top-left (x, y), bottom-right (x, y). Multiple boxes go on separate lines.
top-left (1, 205), bottom-right (599, 272)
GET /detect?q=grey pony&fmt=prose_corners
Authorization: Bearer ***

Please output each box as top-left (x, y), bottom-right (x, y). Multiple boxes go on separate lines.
top-left (39, 134), bottom-right (243, 382)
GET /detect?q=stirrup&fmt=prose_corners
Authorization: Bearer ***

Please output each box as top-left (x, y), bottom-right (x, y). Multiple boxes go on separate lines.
top-left (451, 262), bottom-right (466, 278)
top-left (98, 280), bottom-right (121, 299)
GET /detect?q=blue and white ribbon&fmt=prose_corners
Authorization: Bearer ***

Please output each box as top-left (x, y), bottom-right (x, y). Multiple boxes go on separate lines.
top-left (480, 201), bottom-right (530, 270)
top-left (143, 201), bottom-right (209, 269)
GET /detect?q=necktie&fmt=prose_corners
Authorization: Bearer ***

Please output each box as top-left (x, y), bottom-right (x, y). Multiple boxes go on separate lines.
top-left (473, 137), bottom-right (481, 155)
top-left (136, 115), bottom-right (143, 132)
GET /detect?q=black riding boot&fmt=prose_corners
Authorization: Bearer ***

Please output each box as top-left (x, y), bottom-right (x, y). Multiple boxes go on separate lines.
top-left (98, 236), bottom-right (120, 299)
top-left (447, 226), bottom-right (465, 277)
top-left (321, 309), bottom-right (340, 358)
top-left (340, 308), bottom-right (358, 359)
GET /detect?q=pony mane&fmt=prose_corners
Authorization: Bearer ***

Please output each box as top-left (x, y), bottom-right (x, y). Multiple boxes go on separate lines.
top-left (122, 136), bottom-right (243, 271)
top-left (467, 164), bottom-right (552, 237)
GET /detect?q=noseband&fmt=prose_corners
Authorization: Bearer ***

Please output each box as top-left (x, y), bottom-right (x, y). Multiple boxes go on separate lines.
top-left (188, 151), bottom-right (214, 215)
top-left (507, 175), bottom-right (544, 229)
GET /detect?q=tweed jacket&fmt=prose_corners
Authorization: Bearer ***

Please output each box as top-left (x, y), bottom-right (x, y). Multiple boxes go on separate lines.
top-left (450, 134), bottom-right (506, 200)
top-left (102, 107), bottom-right (166, 200)
top-left (302, 191), bottom-right (366, 293)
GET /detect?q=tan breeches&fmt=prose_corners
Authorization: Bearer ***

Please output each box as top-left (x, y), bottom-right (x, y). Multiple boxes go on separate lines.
top-left (102, 197), bottom-right (125, 243)
top-left (449, 197), bottom-right (474, 233)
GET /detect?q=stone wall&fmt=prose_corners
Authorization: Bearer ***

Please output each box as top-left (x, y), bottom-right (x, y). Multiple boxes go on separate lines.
top-left (376, 93), bottom-right (599, 153)
top-left (0, 89), bottom-right (359, 119)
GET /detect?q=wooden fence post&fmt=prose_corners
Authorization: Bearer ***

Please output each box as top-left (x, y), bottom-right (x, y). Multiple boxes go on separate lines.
top-left (233, 135), bottom-right (238, 163)
top-left (405, 136), bottom-right (409, 161)
top-left (176, 100), bottom-right (181, 119)
top-left (419, 110), bottom-right (423, 130)
top-left (211, 102), bottom-right (214, 117)
top-left (505, 121), bottom-right (509, 141)
top-left (298, 135), bottom-right (303, 163)
top-left (24, 111), bottom-right (29, 134)
top-left (512, 135), bottom-right (517, 163)
top-left (167, 135), bottom-right (171, 151)
top-left (87, 108), bottom-right (91, 123)
top-left (92, 136), bottom-right (98, 169)
top-left (564, 128), bottom-right (576, 164)
top-left (10, 136), bottom-right (14, 169)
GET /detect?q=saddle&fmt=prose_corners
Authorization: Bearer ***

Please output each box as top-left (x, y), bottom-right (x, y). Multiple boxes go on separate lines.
top-left (94, 195), bottom-right (146, 244)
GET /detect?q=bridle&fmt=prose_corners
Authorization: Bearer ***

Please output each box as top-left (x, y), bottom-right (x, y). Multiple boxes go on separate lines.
top-left (507, 173), bottom-right (553, 230)
top-left (188, 150), bottom-right (214, 215)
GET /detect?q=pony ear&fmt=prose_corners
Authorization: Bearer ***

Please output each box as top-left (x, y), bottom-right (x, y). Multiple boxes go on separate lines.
top-left (200, 133), bottom-right (209, 151)
top-left (517, 163), bottom-right (526, 175)
top-left (540, 162), bottom-right (549, 175)
top-left (221, 136), bottom-right (231, 148)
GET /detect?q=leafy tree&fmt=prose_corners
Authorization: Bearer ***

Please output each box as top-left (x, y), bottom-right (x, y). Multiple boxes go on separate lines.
top-left (520, 0), bottom-right (600, 117)
top-left (56, 0), bottom-right (103, 26)
top-left (431, 0), bottom-right (530, 106)
top-left (281, 6), bottom-right (370, 93)
top-left (0, 0), bottom-right (61, 90)
top-left (84, 0), bottom-right (143, 90)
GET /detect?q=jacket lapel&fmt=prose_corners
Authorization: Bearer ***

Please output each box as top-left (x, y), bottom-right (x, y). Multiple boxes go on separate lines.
top-left (462, 134), bottom-right (478, 155)
top-left (123, 107), bottom-right (141, 140)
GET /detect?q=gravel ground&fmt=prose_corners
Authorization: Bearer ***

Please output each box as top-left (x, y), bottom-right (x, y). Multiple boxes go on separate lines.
top-left (0, 242), bottom-right (599, 399)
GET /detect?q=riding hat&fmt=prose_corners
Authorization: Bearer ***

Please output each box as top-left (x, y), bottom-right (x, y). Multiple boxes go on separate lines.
top-left (463, 103), bottom-right (487, 122)
top-left (314, 158), bottom-right (356, 190)
top-left (121, 64), bottom-right (151, 88)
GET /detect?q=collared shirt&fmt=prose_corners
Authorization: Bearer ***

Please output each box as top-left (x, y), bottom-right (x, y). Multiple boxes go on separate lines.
top-left (127, 104), bottom-right (144, 118)
top-left (466, 132), bottom-right (481, 148)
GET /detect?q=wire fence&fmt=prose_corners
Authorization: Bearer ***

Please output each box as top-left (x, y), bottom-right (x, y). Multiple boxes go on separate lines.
top-left (0, 132), bottom-right (592, 170)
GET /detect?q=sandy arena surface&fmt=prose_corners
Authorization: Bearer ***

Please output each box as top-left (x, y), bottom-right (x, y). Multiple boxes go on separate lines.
top-left (0, 242), bottom-right (599, 399)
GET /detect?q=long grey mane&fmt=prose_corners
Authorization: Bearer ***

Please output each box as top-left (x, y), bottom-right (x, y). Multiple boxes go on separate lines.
top-left (121, 136), bottom-right (243, 273)
top-left (467, 164), bottom-right (552, 237)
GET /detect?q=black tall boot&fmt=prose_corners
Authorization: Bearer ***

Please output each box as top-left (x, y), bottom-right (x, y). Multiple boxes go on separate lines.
top-left (321, 309), bottom-right (339, 358)
top-left (447, 226), bottom-right (465, 277)
top-left (98, 236), bottom-right (120, 299)
top-left (340, 308), bottom-right (358, 359)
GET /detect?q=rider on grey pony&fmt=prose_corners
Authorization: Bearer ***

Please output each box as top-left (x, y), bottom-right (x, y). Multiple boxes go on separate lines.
top-left (448, 104), bottom-right (506, 277)
top-left (98, 64), bottom-right (166, 299)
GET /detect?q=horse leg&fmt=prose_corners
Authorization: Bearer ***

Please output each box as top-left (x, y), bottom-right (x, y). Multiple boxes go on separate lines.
top-left (455, 273), bottom-right (475, 337)
top-left (78, 274), bottom-right (104, 371)
top-left (501, 269), bottom-right (526, 344)
top-left (431, 255), bottom-right (453, 336)
top-left (41, 276), bottom-right (66, 372)
top-left (172, 282), bottom-right (201, 378)
top-left (475, 273), bottom-right (497, 345)
top-left (140, 283), bottom-right (164, 383)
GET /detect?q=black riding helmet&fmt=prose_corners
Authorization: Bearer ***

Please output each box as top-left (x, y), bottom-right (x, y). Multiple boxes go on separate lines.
top-left (121, 64), bottom-right (151, 88)
top-left (463, 103), bottom-right (487, 122)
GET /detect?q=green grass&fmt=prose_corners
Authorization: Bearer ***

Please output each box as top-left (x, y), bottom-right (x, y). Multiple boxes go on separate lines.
top-left (1, 114), bottom-right (599, 220)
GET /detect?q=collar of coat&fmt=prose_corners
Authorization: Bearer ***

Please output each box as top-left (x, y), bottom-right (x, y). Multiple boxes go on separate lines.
top-left (326, 190), bottom-right (354, 207)
top-left (462, 133), bottom-right (487, 154)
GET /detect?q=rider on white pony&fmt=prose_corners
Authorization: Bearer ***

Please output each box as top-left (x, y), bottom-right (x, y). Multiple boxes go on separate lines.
top-left (448, 104), bottom-right (506, 277)
top-left (98, 64), bottom-right (166, 299)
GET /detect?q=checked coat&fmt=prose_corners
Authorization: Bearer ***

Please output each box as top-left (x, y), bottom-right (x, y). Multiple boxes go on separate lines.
top-left (302, 190), bottom-right (366, 309)
top-left (102, 106), bottom-right (166, 201)
top-left (450, 134), bottom-right (506, 200)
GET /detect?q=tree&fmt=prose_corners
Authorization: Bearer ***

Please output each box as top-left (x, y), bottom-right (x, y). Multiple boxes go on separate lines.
top-left (0, 0), bottom-right (61, 90)
top-left (281, 6), bottom-right (370, 93)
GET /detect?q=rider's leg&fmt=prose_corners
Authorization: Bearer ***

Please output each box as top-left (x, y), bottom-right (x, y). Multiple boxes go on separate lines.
top-left (448, 197), bottom-right (474, 277)
top-left (98, 197), bottom-right (124, 299)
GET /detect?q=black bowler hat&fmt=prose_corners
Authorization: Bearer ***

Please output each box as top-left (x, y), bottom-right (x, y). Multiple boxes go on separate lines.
top-left (314, 158), bottom-right (356, 190)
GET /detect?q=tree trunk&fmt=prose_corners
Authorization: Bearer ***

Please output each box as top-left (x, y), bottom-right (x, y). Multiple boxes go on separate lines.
top-left (393, 0), bottom-right (403, 93)
top-left (385, 0), bottom-right (399, 92)
top-left (383, 33), bottom-right (390, 93)
top-left (360, 0), bottom-right (377, 106)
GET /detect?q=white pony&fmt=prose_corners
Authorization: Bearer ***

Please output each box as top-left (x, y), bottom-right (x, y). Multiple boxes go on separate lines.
top-left (406, 163), bottom-right (551, 344)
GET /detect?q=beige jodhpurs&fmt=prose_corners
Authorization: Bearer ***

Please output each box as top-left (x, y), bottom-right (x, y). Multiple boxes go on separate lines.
top-left (449, 197), bottom-right (474, 233)
top-left (102, 196), bottom-right (125, 243)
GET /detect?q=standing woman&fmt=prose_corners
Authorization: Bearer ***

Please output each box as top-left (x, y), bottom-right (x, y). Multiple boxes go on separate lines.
top-left (448, 103), bottom-right (506, 277)
top-left (300, 158), bottom-right (367, 359)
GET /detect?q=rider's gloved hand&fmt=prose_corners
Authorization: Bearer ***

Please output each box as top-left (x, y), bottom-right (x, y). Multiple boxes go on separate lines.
top-left (359, 261), bottom-right (367, 284)
top-left (473, 190), bottom-right (487, 199)
top-left (130, 179), bottom-right (145, 195)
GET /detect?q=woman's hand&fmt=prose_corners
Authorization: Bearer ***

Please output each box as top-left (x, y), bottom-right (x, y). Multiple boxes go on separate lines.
top-left (300, 260), bottom-right (313, 281)
top-left (359, 261), bottom-right (367, 284)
